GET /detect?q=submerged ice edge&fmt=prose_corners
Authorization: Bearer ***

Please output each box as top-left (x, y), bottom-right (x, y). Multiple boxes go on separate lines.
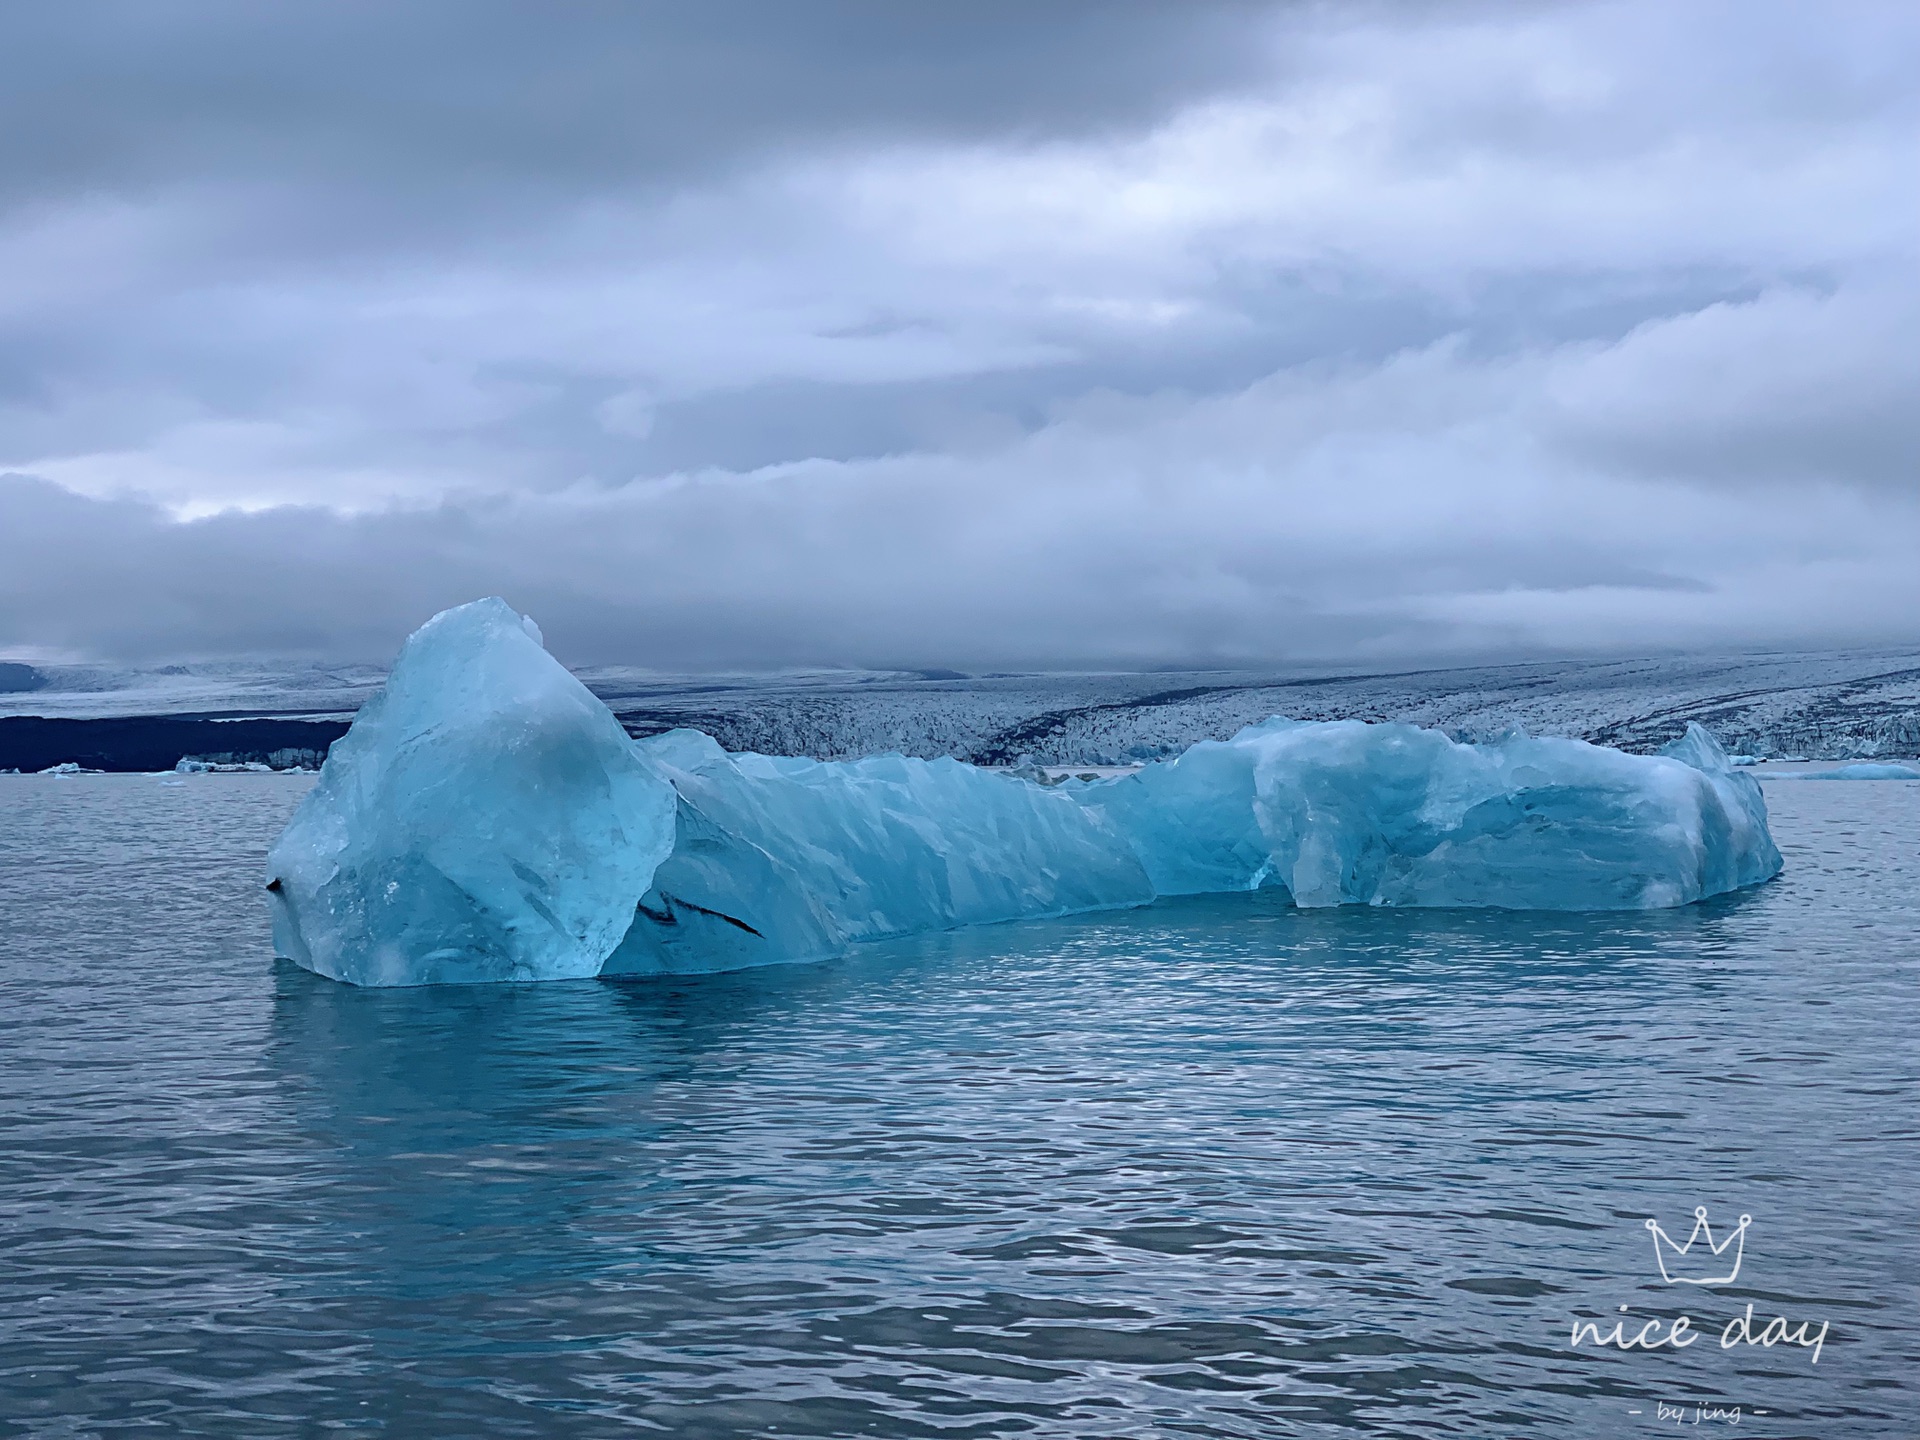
top-left (265, 599), bottom-right (1784, 987)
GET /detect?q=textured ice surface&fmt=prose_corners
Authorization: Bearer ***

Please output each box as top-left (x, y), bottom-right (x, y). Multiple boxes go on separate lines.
top-left (1079, 718), bottom-right (1780, 911)
top-left (604, 730), bottom-right (1152, 976)
top-left (268, 601), bottom-right (1784, 987)
top-left (265, 600), bottom-right (676, 986)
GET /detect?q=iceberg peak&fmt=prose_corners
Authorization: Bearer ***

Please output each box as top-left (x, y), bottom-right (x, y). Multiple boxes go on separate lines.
top-left (266, 598), bottom-right (676, 986)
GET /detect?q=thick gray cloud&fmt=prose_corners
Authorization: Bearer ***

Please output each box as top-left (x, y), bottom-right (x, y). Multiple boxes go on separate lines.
top-left (1, 0), bottom-right (1915, 664)
top-left (0, 2), bottom-right (1279, 218)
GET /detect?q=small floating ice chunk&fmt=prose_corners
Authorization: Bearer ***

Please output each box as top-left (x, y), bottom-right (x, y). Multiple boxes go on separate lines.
top-left (1791, 761), bottom-right (1920, 780)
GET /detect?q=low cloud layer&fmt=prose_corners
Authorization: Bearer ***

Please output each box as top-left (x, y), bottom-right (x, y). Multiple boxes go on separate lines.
top-left (2, 1), bottom-right (1915, 665)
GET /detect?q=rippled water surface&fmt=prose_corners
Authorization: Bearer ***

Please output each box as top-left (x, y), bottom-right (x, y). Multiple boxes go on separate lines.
top-left (2, 774), bottom-right (1915, 1438)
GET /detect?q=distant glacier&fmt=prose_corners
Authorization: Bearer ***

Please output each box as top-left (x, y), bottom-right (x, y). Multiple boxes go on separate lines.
top-left (5, 641), bottom-right (1919, 772)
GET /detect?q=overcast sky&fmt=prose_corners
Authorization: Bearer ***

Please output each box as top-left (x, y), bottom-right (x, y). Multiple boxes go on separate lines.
top-left (1, 0), bottom-right (1915, 667)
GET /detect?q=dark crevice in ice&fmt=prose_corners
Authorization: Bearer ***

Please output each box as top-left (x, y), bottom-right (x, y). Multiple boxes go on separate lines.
top-left (637, 893), bottom-right (765, 937)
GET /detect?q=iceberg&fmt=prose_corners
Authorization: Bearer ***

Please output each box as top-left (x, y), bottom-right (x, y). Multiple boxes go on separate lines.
top-left (267, 600), bottom-right (1783, 987)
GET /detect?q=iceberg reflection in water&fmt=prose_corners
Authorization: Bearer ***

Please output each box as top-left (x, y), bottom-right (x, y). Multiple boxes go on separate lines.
top-left (267, 600), bottom-right (1782, 987)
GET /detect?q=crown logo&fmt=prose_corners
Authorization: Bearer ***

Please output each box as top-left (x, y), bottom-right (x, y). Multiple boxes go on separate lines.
top-left (1645, 1206), bottom-right (1750, 1285)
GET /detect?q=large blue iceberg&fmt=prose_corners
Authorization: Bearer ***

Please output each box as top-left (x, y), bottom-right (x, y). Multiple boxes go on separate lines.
top-left (267, 600), bottom-right (1783, 986)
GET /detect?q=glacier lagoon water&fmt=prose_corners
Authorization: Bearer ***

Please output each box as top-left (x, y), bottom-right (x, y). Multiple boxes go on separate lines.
top-left (2, 774), bottom-right (1915, 1438)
